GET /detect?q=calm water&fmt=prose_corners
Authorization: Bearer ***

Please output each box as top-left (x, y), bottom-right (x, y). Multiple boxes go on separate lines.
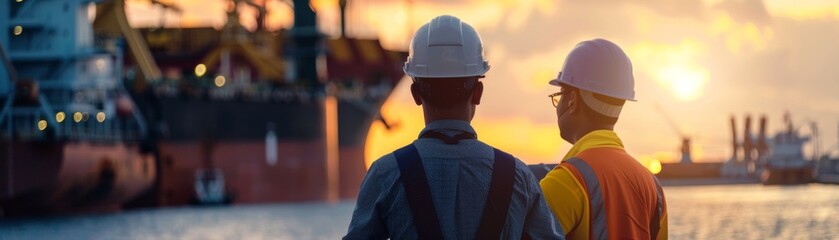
top-left (1, 184), bottom-right (837, 240)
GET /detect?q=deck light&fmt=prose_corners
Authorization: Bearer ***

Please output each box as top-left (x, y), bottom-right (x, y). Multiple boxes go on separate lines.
top-left (56, 112), bottom-right (66, 123)
top-left (73, 112), bottom-right (83, 123)
top-left (195, 64), bottom-right (207, 77)
top-left (214, 75), bottom-right (226, 87)
top-left (96, 112), bottom-right (106, 122)
top-left (37, 120), bottom-right (47, 131)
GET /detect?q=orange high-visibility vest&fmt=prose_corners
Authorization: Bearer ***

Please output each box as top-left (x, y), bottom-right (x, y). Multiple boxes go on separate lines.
top-left (559, 147), bottom-right (667, 240)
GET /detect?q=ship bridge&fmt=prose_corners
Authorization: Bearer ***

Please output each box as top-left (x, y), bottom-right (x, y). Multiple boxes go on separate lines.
top-left (0, 0), bottom-right (148, 142)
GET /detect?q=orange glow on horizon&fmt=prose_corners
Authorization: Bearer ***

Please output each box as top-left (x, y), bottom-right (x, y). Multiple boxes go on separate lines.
top-left (364, 98), bottom-right (565, 168)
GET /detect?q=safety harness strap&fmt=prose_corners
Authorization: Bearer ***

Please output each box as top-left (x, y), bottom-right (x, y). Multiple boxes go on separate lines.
top-left (394, 141), bottom-right (517, 239)
top-left (476, 148), bottom-right (516, 239)
top-left (394, 144), bottom-right (443, 240)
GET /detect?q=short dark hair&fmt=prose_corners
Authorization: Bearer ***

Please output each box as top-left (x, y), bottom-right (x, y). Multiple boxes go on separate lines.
top-left (414, 77), bottom-right (478, 107)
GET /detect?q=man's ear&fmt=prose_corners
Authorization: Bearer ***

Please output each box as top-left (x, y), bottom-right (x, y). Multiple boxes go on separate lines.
top-left (568, 90), bottom-right (580, 114)
top-left (410, 82), bottom-right (423, 106)
top-left (470, 81), bottom-right (483, 105)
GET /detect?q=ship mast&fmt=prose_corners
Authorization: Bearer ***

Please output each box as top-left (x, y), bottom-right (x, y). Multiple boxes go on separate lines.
top-left (289, 0), bottom-right (324, 94)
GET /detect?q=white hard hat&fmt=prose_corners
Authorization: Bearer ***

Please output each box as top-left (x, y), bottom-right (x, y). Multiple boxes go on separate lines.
top-left (549, 39), bottom-right (636, 101)
top-left (404, 15), bottom-right (490, 78)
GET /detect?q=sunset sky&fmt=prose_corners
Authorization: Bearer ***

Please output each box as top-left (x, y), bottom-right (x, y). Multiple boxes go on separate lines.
top-left (126, 0), bottom-right (839, 167)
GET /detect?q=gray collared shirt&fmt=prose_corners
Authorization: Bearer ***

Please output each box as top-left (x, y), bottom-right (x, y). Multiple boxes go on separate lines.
top-left (344, 120), bottom-right (564, 239)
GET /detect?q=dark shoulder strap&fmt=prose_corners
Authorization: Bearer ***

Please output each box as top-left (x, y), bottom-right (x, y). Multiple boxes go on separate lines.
top-left (393, 144), bottom-right (443, 240)
top-left (475, 148), bottom-right (517, 240)
top-left (650, 175), bottom-right (664, 240)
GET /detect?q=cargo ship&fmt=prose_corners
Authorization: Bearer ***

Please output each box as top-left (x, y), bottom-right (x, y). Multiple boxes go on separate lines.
top-left (759, 117), bottom-right (817, 185)
top-left (94, 0), bottom-right (405, 206)
top-left (1, 0), bottom-right (405, 216)
top-left (0, 0), bottom-right (156, 216)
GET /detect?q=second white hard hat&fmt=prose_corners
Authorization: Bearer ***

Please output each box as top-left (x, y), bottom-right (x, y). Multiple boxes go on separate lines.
top-left (404, 15), bottom-right (490, 79)
top-left (549, 39), bottom-right (636, 101)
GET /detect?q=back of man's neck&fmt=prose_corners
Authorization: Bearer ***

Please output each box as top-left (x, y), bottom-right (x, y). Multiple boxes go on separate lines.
top-left (422, 107), bottom-right (472, 125)
top-left (572, 126), bottom-right (615, 143)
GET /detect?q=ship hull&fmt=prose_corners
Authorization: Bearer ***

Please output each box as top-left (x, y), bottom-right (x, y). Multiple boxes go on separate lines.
top-left (761, 166), bottom-right (815, 185)
top-left (0, 141), bottom-right (156, 217)
top-left (657, 162), bottom-right (724, 179)
top-left (156, 140), bottom-right (366, 205)
top-left (138, 96), bottom-right (380, 206)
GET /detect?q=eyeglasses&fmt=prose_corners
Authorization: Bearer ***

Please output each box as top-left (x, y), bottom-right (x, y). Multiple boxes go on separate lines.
top-left (548, 89), bottom-right (572, 107)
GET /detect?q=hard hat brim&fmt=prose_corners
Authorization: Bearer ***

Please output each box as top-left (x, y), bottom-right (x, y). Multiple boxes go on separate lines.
top-left (547, 78), bottom-right (637, 102)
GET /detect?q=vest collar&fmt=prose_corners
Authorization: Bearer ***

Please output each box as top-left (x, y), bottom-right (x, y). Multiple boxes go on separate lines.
top-left (562, 129), bottom-right (625, 161)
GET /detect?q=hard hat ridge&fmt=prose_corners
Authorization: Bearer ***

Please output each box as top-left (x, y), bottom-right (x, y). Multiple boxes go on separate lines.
top-left (404, 15), bottom-right (490, 79)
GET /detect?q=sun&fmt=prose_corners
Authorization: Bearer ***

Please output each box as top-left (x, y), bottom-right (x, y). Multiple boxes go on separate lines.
top-left (657, 64), bottom-right (709, 101)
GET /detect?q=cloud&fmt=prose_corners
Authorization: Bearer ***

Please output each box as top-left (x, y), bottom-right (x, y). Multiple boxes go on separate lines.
top-left (715, 0), bottom-right (772, 25)
top-left (355, 0), bottom-right (839, 160)
top-left (560, 0), bottom-right (708, 20)
top-left (483, 0), bottom-right (839, 160)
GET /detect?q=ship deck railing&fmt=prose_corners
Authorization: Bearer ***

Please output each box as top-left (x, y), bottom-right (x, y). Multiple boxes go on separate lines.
top-left (0, 106), bottom-right (144, 143)
top-left (145, 81), bottom-right (393, 103)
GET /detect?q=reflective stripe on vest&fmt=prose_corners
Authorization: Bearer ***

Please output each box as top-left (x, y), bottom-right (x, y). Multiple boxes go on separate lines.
top-left (564, 157), bottom-right (665, 240)
top-left (564, 158), bottom-right (609, 239)
top-left (651, 175), bottom-right (664, 240)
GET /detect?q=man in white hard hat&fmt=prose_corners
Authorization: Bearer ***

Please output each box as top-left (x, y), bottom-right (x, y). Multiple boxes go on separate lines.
top-left (540, 39), bottom-right (668, 240)
top-left (344, 15), bottom-right (563, 240)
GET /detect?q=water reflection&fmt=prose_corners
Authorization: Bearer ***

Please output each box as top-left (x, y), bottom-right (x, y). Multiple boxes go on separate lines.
top-left (1, 185), bottom-right (837, 240)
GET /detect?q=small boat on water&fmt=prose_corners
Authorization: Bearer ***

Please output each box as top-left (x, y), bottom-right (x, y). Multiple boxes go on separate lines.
top-left (193, 168), bottom-right (233, 205)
